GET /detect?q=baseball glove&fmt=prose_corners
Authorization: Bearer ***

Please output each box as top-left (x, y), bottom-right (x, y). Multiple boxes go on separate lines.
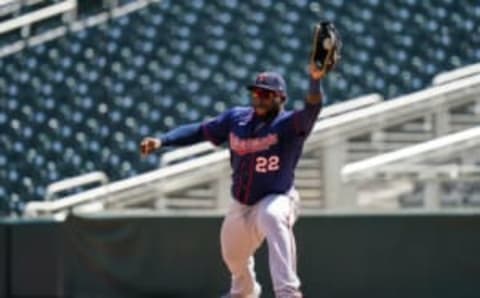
top-left (310, 21), bottom-right (342, 73)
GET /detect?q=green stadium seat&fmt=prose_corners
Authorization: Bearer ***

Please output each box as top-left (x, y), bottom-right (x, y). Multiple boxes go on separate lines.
top-left (1, 0), bottom-right (479, 211)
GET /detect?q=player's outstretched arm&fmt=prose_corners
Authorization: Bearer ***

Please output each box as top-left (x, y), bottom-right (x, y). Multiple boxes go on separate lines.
top-left (139, 122), bottom-right (204, 156)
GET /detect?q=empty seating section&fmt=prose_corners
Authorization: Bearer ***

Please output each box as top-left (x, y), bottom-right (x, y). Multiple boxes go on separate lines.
top-left (1, 0), bottom-right (479, 214)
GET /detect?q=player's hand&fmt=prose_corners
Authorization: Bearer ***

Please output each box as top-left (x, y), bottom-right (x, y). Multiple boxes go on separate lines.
top-left (140, 137), bottom-right (161, 156)
top-left (309, 63), bottom-right (326, 80)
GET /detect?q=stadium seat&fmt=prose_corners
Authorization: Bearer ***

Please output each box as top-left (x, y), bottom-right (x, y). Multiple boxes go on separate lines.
top-left (1, 0), bottom-right (479, 212)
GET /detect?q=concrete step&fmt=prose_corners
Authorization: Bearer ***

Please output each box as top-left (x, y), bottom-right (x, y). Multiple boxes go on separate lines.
top-left (295, 178), bottom-right (322, 188)
top-left (300, 199), bottom-right (324, 208)
top-left (164, 198), bottom-right (216, 209)
top-left (393, 122), bottom-right (432, 133)
top-left (297, 158), bottom-right (321, 168)
top-left (450, 114), bottom-right (480, 124)
top-left (378, 132), bottom-right (433, 142)
top-left (348, 141), bottom-right (418, 152)
top-left (298, 188), bottom-right (322, 199)
top-left (295, 169), bottom-right (321, 178)
top-left (183, 188), bottom-right (214, 197)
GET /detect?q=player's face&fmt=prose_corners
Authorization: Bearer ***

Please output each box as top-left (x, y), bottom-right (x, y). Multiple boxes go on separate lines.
top-left (251, 88), bottom-right (282, 117)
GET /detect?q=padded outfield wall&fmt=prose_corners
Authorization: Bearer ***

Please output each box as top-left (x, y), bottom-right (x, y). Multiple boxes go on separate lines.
top-left (0, 221), bottom-right (6, 298)
top-left (1, 212), bottom-right (480, 298)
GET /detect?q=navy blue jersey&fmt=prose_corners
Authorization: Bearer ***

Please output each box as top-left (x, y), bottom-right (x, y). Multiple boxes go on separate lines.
top-left (202, 103), bottom-right (321, 205)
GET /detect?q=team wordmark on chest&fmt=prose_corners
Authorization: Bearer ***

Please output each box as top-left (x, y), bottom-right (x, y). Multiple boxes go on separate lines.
top-left (229, 132), bottom-right (278, 155)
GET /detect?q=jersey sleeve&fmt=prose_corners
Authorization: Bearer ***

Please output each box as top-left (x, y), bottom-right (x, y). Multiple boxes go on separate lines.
top-left (287, 102), bottom-right (322, 138)
top-left (160, 122), bottom-right (204, 146)
top-left (201, 109), bottom-right (232, 145)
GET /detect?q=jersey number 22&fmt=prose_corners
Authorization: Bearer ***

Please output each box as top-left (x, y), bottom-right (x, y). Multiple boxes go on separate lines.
top-left (255, 156), bottom-right (280, 173)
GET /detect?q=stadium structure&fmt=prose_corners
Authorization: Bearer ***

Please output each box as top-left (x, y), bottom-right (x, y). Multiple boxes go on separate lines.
top-left (1, 1), bottom-right (480, 297)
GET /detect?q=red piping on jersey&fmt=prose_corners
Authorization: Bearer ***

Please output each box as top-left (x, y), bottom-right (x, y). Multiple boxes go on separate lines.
top-left (234, 161), bottom-right (245, 200)
top-left (201, 123), bottom-right (220, 145)
top-left (242, 156), bottom-right (256, 204)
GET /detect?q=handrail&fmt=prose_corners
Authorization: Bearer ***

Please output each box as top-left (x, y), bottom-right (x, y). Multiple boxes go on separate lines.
top-left (0, 0), bottom-right (20, 17)
top-left (45, 171), bottom-right (109, 201)
top-left (433, 63), bottom-right (480, 85)
top-left (0, 0), bottom-right (155, 59)
top-left (309, 74), bottom-right (480, 142)
top-left (23, 94), bottom-right (382, 216)
top-left (24, 150), bottom-right (229, 216)
top-left (23, 74), bottom-right (480, 216)
top-left (0, 0), bottom-right (77, 35)
top-left (354, 164), bottom-right (480, 180)
top-left (0, 0), bottom-right (45, 17)
top-left (342, 126), bottom-right (480, 181)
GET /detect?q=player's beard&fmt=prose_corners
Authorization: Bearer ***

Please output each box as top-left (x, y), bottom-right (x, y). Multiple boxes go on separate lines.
top-left (252, 99), bottom-right (282, 120)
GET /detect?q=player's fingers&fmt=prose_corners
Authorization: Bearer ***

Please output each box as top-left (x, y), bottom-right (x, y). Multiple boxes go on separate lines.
top-left (140, 139), bottom-right (151, 155)
top-left (140, 138), bottom-right (160, 156)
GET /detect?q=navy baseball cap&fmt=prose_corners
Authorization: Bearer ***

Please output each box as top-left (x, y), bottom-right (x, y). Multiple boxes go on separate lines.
top-left (247, 72), bottom-right (287, 98)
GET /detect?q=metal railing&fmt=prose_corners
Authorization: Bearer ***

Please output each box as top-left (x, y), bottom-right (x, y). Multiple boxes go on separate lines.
top-left (22, 69), bottom-right (480, 217)
top-left (433, 63), bottom-right (480, 85)
top-left (342, 126), bottom-right (480, 180)
top-left (0, 0), bottom-right (158, 58)
top-left (23, 93), bottom-right (383, 216)
top-left (0, 0), bottom-right (77, 35)
top-left (45, 171), bottom-right (109, 201)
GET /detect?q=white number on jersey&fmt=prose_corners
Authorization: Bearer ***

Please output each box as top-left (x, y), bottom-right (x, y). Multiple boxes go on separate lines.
top-left (255, 155), bottom-right (280, 173)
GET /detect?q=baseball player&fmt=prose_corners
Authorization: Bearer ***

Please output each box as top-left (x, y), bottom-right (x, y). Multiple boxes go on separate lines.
top-left (140, 65), bottom-right (324, 298)
top-left (141, 22), bottom-right (340, 298)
